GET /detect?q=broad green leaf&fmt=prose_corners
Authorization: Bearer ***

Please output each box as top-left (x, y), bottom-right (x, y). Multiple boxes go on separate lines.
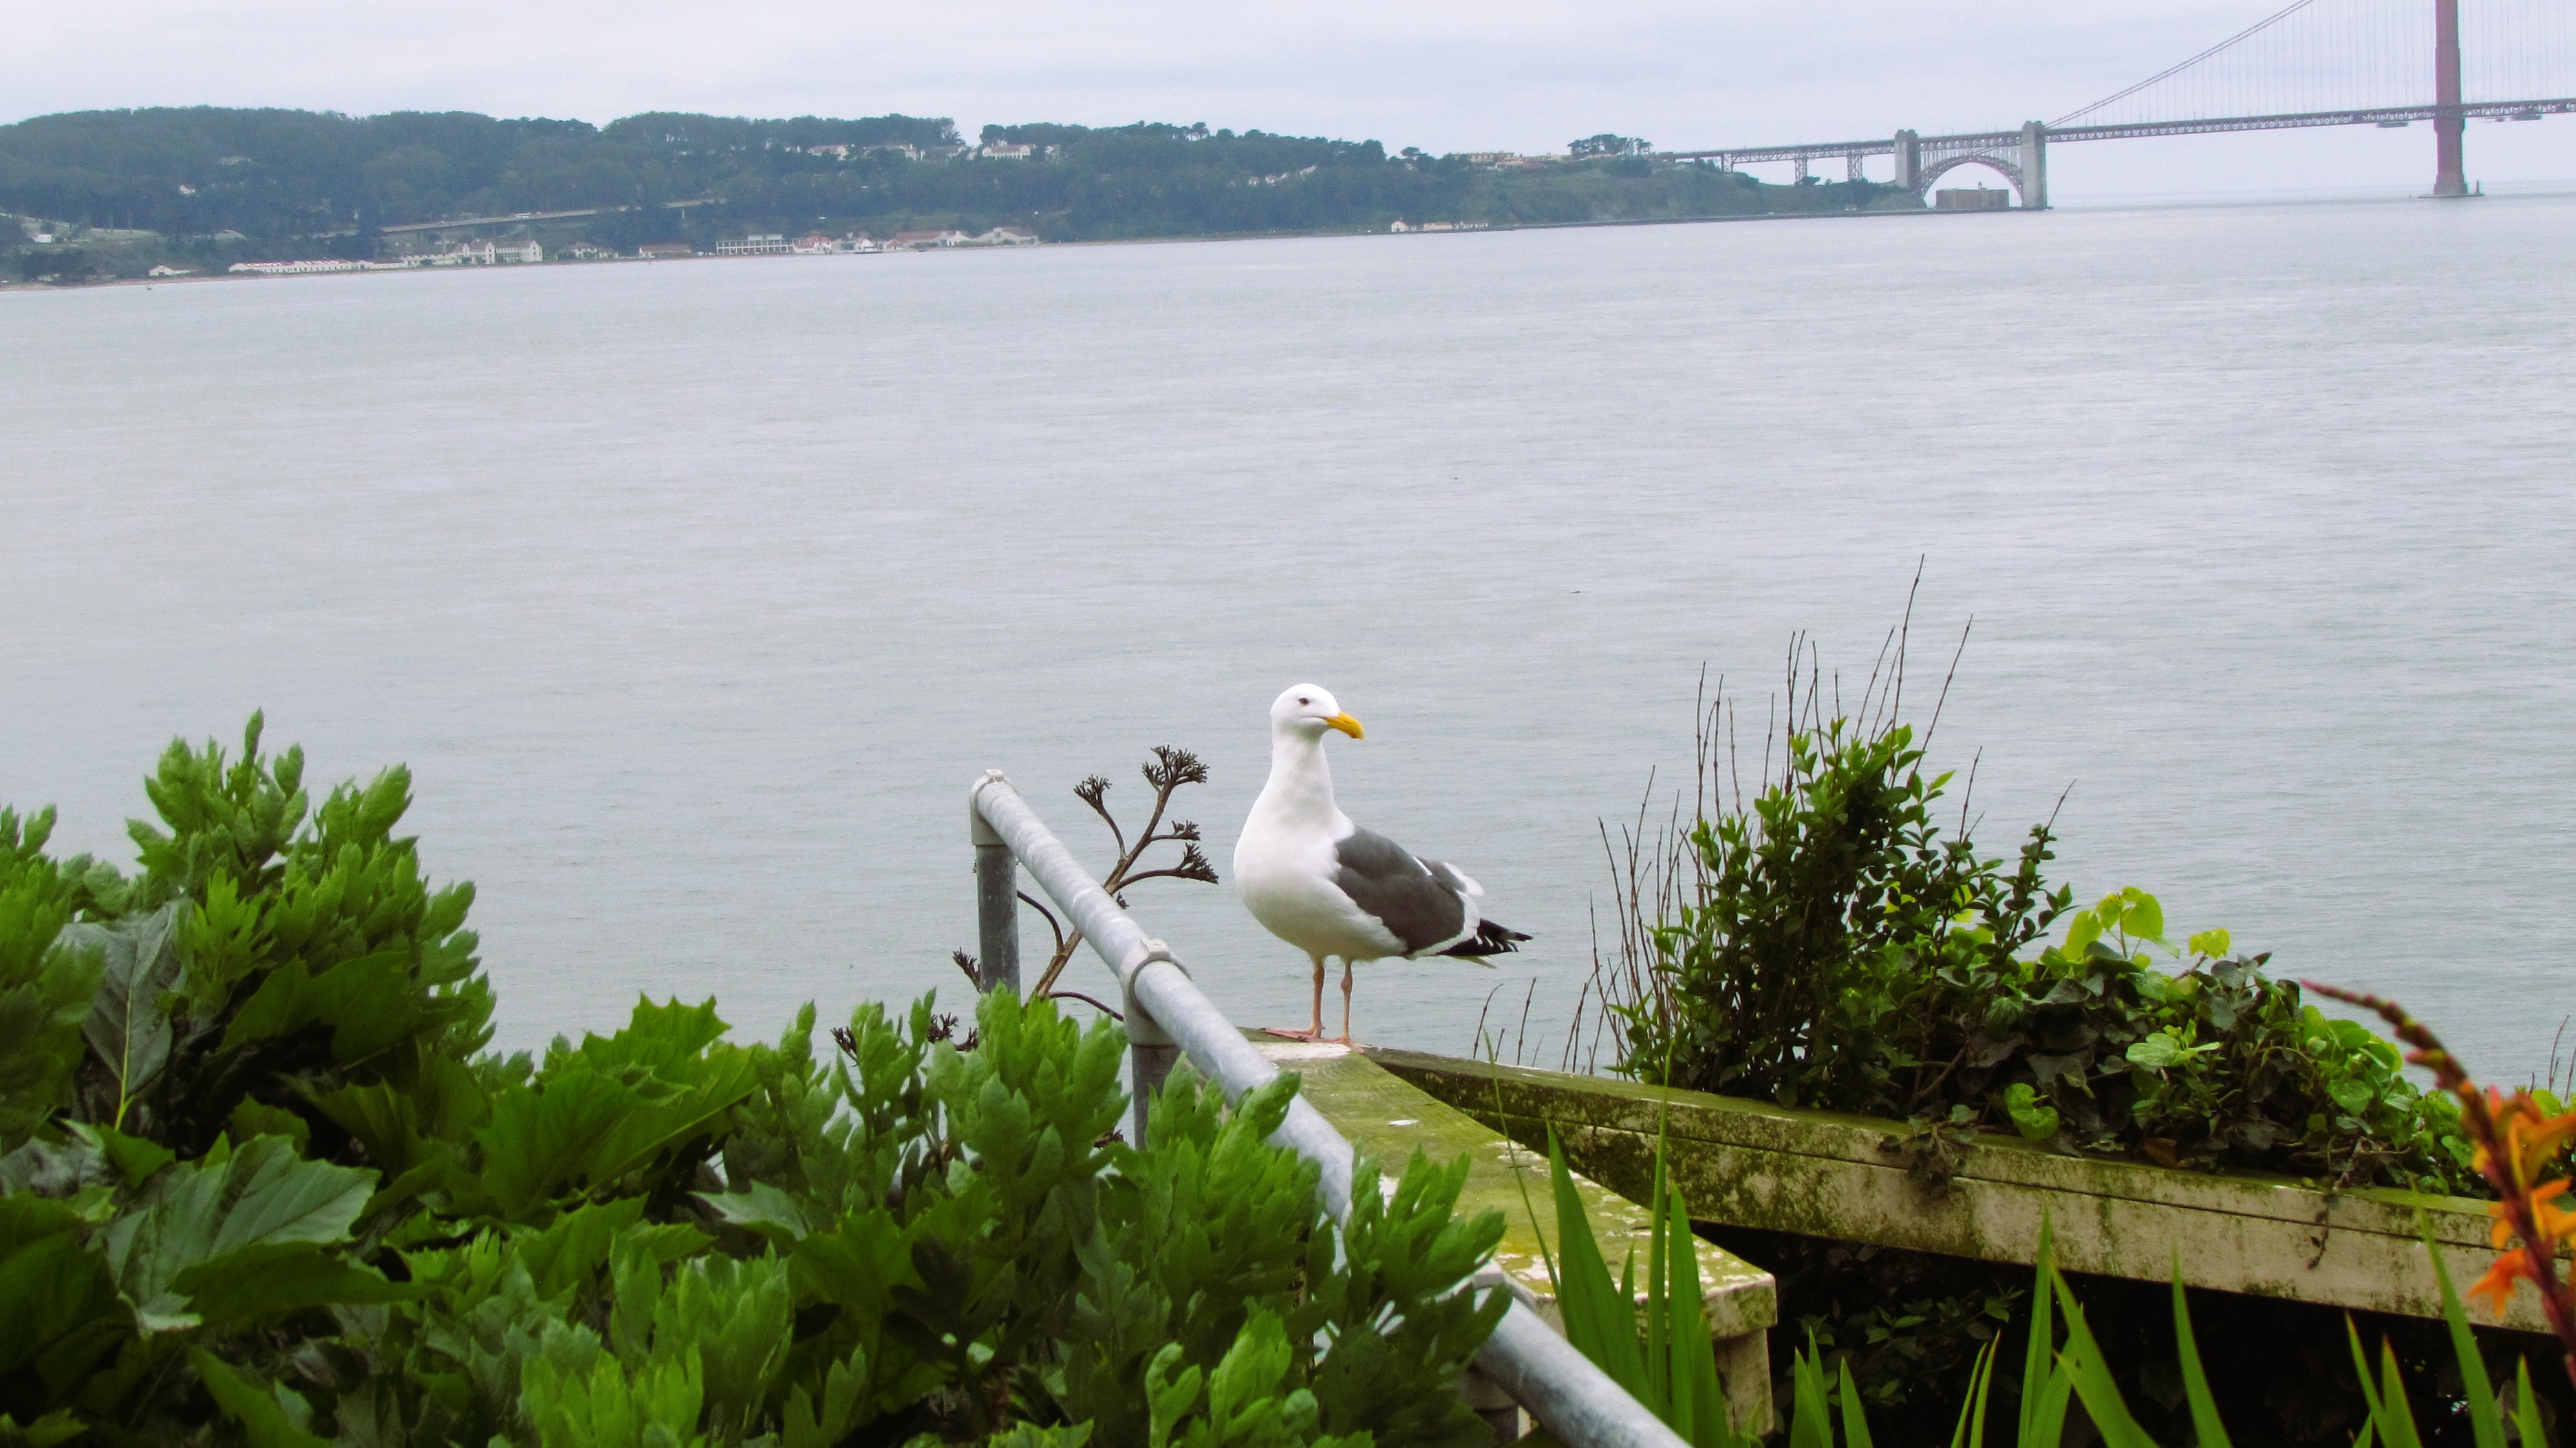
top-left (473, 1044), bottom-right (757, 1219)
top-left (2061, 912), bottom-right (2103, 957)
top-left (2118, 890), bottom-right (2164, 944)
top-left (2186, 928), bottom-right (2231, 959)
top-left (0, 1196), bottom-right (125, 1386)
top-left (96, 1135), bottom-right (378, 1331)
top-left (515, 1195), bottom-right (647, 1299)
top-left (173, 1241), bottom-right (414, 1323)
top-left (71, 899), bottom-right (183, 1128)
top-left (228, 1098), bottom-right (312, 1152)
top-left (189, 1349), bottom-right (332, 1448)
top-left (699, 1181), bottom-right (818, 1246)
top-left (2002, 1083), bottom-right (2060, 1141)
top-left (222, 949), bottom-right (418, 1064)
top-left (2125, 1036), bottom-right (2184, 1072)
top-left (78, 1122), bottom-right (175, 1189)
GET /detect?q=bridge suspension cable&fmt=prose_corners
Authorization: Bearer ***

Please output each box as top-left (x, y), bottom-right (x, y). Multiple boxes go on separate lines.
top-left (2054, 0), bottom-right (2328, 126)
top-left (2051, 0), bottom-right (2569, 129)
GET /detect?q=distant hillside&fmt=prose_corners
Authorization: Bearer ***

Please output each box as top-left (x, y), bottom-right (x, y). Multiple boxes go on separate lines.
top-left (0, 107), bottom-right (1907, 279)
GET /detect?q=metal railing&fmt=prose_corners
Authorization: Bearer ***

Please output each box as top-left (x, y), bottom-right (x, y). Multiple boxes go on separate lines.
top-left (968, 770), bottom-right (1690, 1448)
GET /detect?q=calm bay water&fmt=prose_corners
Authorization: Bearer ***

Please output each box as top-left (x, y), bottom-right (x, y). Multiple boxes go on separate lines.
top-left (5, 193), bottom-right (2573, 1079)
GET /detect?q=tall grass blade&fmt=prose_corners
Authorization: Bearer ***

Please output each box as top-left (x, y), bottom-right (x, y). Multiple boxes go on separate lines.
top-left (1545, 1129), bottom-right (1650, 1394)
top-left (2019, 1219), bottom-right (2071, 1448)
top-left (2348, 1317), bottom-right (2389, 1421)
top-left (2048, 1268), bottom-right (2156, 1448)
top-left (1663, 1183), bottom-right (1732, 1445)
top-left (1789, 1341), bottom-right (1834, 1448)
top-left (2375, 1340), bottom-right (2427, 1448)
top-left (1946, 1339), bottom-right (1996, 1448)
top-left (2168, 1263), bottom-right (2231, 1448)
top-left (2514, 1358), bottom-right (2546, 1448)
top-left (2423, 1222), bottom-right (2505, 1448)
top-left (1647, 1124), bottom-right (1673, 1417)
top-left (1834, 1360), bottom-right (1877, 1448)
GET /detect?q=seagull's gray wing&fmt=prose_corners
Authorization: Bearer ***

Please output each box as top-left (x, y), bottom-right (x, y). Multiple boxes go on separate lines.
top-left (1333, 828), bottom-right (1470, 956)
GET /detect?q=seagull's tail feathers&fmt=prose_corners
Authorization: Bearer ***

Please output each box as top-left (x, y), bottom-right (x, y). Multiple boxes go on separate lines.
top-left (1435, 919), bottom-right (1531, 961)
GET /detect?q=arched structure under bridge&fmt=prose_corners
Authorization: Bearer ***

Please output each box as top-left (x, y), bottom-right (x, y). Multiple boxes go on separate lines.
top-left (1658, 0), bottom-right (2574, 204)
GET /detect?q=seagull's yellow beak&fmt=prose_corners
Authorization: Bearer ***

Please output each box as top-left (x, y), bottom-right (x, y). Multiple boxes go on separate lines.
top-left (1323, 713), bottom-right (1364, 739)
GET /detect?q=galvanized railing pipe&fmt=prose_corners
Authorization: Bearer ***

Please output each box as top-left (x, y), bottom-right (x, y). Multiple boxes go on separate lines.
top-left (967, 771), bottom-right (1689, 1448)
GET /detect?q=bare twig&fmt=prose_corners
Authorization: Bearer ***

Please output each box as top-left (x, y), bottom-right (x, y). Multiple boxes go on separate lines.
top-left (1048, 989), bottom-right (1126, 1021)
top-left (1025, 745), bottom-right (1221, 1001)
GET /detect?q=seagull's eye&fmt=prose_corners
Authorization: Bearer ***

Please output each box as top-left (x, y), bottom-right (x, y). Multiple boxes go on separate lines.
top-left (1297, 696), bottom-right (1310, 705)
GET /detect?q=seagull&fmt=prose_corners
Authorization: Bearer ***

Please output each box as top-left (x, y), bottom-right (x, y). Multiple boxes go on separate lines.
top-left (1234, 684), bottom-right (1530, 1043)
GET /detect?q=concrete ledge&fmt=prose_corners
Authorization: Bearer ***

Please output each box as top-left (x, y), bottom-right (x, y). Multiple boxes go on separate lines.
top-left (1249, 1037), bottom-right (1777, 1429)
top-left (1367, 1048), bottom-right (2557, 1337)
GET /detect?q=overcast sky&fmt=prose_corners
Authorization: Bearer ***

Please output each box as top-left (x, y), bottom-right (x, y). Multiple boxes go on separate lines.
top-left (6, 0), bottom-right (2569, 197)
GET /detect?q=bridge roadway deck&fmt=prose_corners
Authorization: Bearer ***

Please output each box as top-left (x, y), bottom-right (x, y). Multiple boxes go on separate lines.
top-left (1662, 96), bottom-right (2576, 167)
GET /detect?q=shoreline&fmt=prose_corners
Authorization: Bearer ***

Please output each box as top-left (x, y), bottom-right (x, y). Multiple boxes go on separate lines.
top-left (0, 202), bottom-right (2012, 294)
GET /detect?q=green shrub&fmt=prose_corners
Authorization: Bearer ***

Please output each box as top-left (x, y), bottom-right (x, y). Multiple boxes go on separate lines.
top-left (1600, 699), bottom-right (2472, 1195)
top-left (1578, 653), bottom-right (2488, 1430)
top-left (0, 717), bottom-right (1507, 1446)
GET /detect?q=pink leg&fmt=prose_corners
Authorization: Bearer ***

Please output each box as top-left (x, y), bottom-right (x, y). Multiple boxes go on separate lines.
top-left (1338, 959), bottom-right (1354, 1045)
top-left (1264, 957), bottom-right (1333, 1043)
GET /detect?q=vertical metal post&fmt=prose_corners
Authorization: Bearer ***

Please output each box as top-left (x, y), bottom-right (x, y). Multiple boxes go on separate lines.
top-left (1463, 1365), bottom-right (1523, 1443)
top-left (2019, 122), bottom-right (2048, 209)
top-left (1122, 941), bottom-right (1183, 1148)
top-left (969, 771), bottom-right (1020, 994)
top-left (2433, 0), bottom-right (2467, 197)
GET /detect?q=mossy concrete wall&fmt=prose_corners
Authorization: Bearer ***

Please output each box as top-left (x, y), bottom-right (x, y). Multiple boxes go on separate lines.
top-left (1367, 1048), bottom-right (2558, 1338)
top-left (1249, 1038), bottom-right (1776, 1431)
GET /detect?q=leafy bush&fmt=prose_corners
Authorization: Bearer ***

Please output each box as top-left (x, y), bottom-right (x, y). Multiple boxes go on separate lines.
top-left (0, 718), bottom-right (1507, 1446)
top-left (1596, 685), bottom-right (2473, 1195)
top-left (1575, 650), bottom-right (2491, 1432)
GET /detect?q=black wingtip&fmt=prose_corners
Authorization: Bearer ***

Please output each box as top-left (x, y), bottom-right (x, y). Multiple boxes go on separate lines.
top-left (1437, 920), bottom-right (1531, 958)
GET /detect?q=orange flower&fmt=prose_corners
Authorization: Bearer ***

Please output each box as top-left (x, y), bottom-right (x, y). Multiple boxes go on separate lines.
top-left (2471, 1249), bottom-right (2535, 1316)
top-left (2475, 1092), bottom-right (2576, 1197)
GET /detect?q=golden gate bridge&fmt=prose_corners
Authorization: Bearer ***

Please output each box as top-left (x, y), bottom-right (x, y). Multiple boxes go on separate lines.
top-left (1664, 0), bottom-right (2574, 204)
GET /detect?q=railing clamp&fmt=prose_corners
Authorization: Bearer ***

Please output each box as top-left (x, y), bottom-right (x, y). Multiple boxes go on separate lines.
top-left (1121, 939), bottom-right (1186, 1050)
top-left (969, 769), bottom-right (1012, 847)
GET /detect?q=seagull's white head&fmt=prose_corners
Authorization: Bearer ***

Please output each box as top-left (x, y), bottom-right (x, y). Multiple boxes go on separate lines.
top-left (1271, 684), bottom-right (1364, 741)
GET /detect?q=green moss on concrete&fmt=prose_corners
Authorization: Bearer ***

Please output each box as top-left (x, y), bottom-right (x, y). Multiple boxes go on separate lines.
top-left (1363, 1046), bottom-right (2560, 1337)
top-left (1249, 1037), bottom-right (1777, 1339)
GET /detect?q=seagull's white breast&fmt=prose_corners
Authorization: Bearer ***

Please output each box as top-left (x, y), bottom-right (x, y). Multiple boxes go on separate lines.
top-left (1235, 811), bottom-right (1408, 961)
